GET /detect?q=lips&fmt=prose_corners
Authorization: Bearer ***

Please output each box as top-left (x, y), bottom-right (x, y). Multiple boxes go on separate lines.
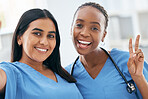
top-left (77, 40), bottom-right (92, 49)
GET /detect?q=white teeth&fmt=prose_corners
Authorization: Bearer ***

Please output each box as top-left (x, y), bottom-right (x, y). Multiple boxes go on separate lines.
top-left (78, 40), bottom-right (91, 44)
top-left (36, 47), bottom-right (47, 52)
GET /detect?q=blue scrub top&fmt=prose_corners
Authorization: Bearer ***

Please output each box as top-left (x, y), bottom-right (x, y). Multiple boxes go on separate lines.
top-left (65, 48), bottom-right (148, 99)
top-left (0, 62), bottom-right (83, 99)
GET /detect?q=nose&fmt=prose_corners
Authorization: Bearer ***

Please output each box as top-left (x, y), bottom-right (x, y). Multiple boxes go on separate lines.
top-left (40, 36), bottom-right (48, 46)
top-left (80, 27), bottom-right (90, 37)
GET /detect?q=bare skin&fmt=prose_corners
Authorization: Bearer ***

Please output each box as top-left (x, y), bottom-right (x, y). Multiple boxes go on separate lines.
top-left (72, 6), bottom-right (108, 79)
top-left (0, 69), bottom-right (6, 92)
top-left (72, 6), bottom-right (148, 98)
top-left (80, 48), bottom-right (108, 79)
top-left (0, 18), bottom-right (58, 93)
top-left (127, 35), bottom-right (148, 99)
top-left (0, 21), bottom-right (5, 93)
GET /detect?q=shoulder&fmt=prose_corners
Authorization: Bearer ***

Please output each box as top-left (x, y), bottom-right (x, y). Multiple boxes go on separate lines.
top-left (0, 61), bottom-right (16, 69)
top-left (0, 61), bottom-right (19, 68)
top-left (110, 48), bottom-right (129, 56)
top-left (0, 61), bottom-right (21, 76)
top-left (109, 48), bottom-right (131, 77)
top-left (110, 48), bottom-right (129, 62)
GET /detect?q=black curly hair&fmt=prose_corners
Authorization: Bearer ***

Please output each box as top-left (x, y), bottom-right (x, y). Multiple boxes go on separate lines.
top-left (74, 2), bottom-right (109, 30)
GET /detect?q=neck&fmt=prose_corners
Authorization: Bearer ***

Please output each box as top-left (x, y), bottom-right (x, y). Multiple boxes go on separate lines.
top-left (19, 58), bottom-right (46, 72)
top-left (80, 48), bottom-right (107, 68)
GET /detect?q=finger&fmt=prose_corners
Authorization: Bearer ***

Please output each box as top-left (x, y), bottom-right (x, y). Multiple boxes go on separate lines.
top-left (137, 52), bottom-right (144, 62)
top-left (129, 38), bottom-right (133, 54)
top-left (134, 49), bottom-right (142, 54)
top-left (127, 55), bottom-right (132, 67)
top-left (127, 54), bottom-right (136, 74)
top-left (138, 52), bottom-right (144, 58)
top-left (135, 49), bottom-right (144, 58)
top-left (134, 49), bottom-right (144, 62)
top-left (135, 35), bottom-right (140, 51)
top-left (127, 53), bottom-right (135, 66)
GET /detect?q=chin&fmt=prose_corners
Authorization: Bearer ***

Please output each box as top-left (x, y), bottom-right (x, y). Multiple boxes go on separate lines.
top-left (33, 58), bottom-right (47, 63)
top-left (76, 49), bottom-right (88, 55)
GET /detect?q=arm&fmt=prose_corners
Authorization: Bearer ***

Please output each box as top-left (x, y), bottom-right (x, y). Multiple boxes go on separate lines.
top-left (0, 21), bottom-right (6, 93)
top-left (0, 69), bottom-right (7, 93)
top-left (127, 35), bottom-right (148, 99)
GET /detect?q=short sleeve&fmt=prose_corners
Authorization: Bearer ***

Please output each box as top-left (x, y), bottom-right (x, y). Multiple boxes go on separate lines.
top-left (0, 62), bottom-right (17, 99)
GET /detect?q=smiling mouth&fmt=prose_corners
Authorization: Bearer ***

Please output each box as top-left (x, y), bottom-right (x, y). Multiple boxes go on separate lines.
top-left (77, 40), bottom-right (92, 49)
top-left (78, 40), bottom-right (91, 45)
top-left (35, 47), bottom-right (48, 52)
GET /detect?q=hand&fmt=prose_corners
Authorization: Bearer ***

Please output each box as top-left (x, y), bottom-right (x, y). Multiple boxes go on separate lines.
top-left (127, 35), bottom-right (144, 77)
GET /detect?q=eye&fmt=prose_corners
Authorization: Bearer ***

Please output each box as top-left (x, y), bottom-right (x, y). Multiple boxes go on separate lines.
top-left (75, 23), bottom-right (83, 28)
top-left (48, 34), bottom-right (55, 38)
top-left (91, 27), bottom-right (99, 31)
top-left (33, 32), bottom-right (41, 36)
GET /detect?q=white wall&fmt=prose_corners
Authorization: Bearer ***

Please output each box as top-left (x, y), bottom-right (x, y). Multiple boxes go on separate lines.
top-left (0, 0), bottom-right (148, 66)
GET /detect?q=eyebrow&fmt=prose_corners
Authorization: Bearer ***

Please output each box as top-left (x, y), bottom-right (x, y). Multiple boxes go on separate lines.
top-left (76, 19), bottom-right (101, 26)
top-left (76, 19), bottom-right (84, 22)
top-left (49, 31), bottom-right (56, 34)
top-left (32, 28), bottom-right (43, 32)
top-left (90, 22), bottom-right (101, 27)
top-left (32, 28), bottom-right (56, 33)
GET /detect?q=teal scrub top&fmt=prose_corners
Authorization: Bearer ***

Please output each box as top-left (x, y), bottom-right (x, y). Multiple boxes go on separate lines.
top-left (0, 62), bottom-right (83, 99)
top-left (65, 48), bottom-right (148, 99)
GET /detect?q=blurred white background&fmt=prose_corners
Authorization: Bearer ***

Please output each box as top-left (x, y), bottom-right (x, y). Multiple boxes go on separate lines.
top-left (0, 0), bottom-right (148, 67)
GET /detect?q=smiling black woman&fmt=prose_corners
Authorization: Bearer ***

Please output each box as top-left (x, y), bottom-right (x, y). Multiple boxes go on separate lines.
top-left (65, 2), bottom-right (148, 99)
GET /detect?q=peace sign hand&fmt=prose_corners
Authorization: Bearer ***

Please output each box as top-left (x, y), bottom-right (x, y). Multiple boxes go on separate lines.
top-left (127, 35), bottom-right (144, 77)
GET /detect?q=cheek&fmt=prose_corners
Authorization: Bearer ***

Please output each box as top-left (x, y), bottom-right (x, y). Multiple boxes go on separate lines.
top-left (22, 37), bottom-right (36, 52)
top-left (71, 29), bottom-right (76, 40)
top-left (73, 27), bottom-right (80, 36)
top-left (93, 34), bottom-right (102, 45)
top-left (22, 41), bottom-right (33, 54)
top-left (53, 41), bottom-right (56, 48)
top-left (24, 38), bottom-right (34, 46)
top-left (50, 40), bottom-right (56, 50)
top-left (72, 29), bottom-right (79, 41)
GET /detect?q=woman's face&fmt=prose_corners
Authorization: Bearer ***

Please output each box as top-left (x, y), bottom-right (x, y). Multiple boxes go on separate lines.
top-left (18, 18), bottom-right (56, 63)
top-left (72, 6), bottom-right (107, 55)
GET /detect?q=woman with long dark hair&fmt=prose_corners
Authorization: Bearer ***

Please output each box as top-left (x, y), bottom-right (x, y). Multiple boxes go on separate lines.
top-left (0, 8), bottom-right (83, 99)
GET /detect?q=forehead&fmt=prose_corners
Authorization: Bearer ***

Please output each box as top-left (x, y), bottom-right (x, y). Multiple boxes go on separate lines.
top-left (75, 6), bottom-right (105, 24)
top-left (28, 18), bottom-right (56, 30)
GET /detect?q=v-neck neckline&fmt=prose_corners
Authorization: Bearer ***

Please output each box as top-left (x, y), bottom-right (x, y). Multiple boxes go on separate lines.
top-left (77, 49), bottom-right (114, 80)
top-left (15, 62), bottom-right (59, 83)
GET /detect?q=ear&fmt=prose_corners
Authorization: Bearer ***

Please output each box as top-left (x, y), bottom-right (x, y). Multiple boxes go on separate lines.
top-left (101, 31), bottom-right (107, 42)
top-left (70, 27), bottom-right (72, 36)
top-left (70, 23), bottom-right (74, 36)
top-left (17, 35), bottom-right (22, 46)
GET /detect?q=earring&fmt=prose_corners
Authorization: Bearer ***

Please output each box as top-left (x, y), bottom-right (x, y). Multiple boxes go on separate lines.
top-left (100, 41), bottom-right (105, 46)
top-left (18, 41), bottom-right (22, 46)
